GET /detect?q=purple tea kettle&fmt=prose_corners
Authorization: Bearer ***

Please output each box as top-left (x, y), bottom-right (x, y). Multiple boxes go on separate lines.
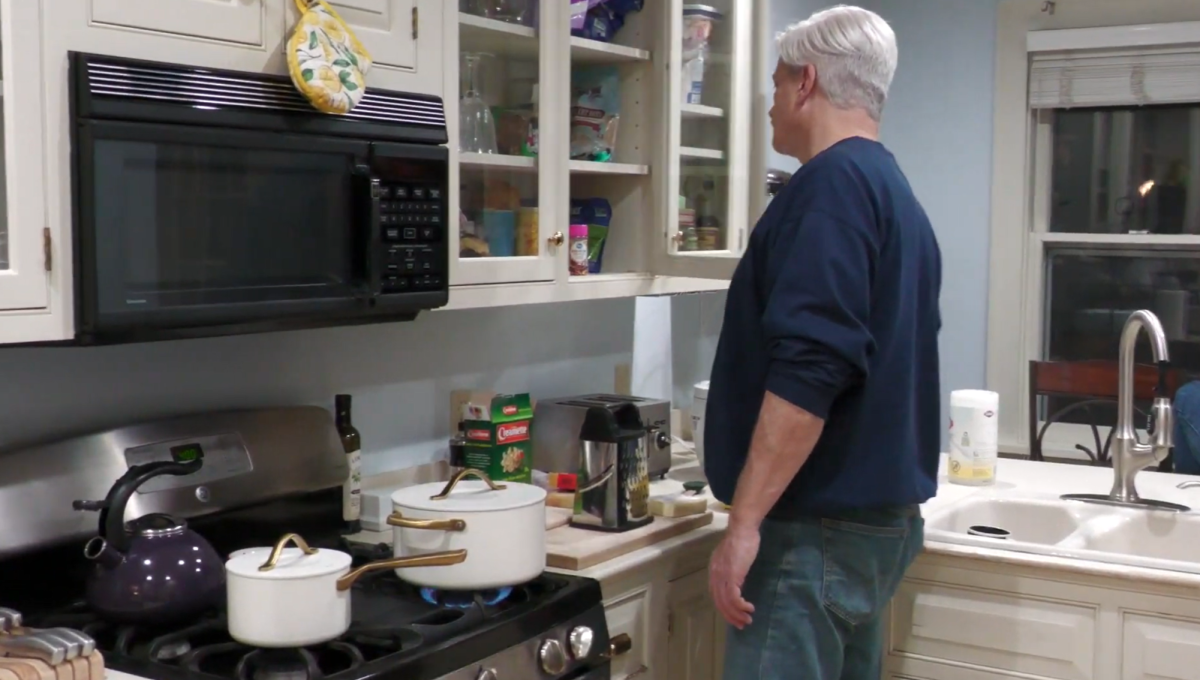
top-left (73, 460), bottom-right (225, 624)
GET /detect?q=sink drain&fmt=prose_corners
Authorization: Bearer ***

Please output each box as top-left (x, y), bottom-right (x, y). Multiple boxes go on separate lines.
top-left (967, 525), bottom-right (1010, 539)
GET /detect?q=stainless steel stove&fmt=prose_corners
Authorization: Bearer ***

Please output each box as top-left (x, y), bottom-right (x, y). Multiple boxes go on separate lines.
top-left (0, 408), bottom-right (616, 680)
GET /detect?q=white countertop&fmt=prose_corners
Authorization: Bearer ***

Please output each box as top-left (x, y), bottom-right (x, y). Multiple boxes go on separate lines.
top-left (357, 451), bottom-right (1200, 588)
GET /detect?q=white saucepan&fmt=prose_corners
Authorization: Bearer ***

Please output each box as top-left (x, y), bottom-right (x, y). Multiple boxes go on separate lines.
top-left (388, 468), bottom-right (547, 590)
top-left (225, 533), bottom-right (466, 647)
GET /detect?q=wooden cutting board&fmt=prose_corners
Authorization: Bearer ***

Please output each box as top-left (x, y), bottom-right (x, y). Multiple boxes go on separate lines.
top-left (545, 511), bottom-right (715, 570)
top-left (545, 507), bottom-right (572, 531)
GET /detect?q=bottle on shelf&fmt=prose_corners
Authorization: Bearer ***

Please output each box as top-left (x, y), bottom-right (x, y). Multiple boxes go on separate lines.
top-left (335, 394), bottom-right (363, 535)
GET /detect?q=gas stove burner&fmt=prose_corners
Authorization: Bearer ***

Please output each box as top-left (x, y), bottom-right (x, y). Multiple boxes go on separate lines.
top-left (154, 639), bottom-right (192, 661)
top-left (227, 643), bottom-right (364, 680)
top-left (419, 586), bottom-right (514, 609)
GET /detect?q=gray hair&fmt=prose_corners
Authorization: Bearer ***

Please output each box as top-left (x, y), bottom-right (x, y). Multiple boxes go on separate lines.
top-left (776, 5), bottom-right (898, 121)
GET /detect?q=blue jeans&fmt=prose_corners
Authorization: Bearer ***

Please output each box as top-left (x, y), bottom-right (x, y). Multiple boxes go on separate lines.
top-left (1174, 381), bottom-right (1200, 475)
top-left (722, 506), bottom-right (924, 680)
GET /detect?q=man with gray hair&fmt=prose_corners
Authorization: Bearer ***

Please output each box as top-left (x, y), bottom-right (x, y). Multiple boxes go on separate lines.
top-left (703, 5), bottom-right (942, 679)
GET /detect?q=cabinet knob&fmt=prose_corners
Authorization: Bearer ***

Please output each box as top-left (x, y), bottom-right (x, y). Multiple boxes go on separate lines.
top-left (605, 633), bottom-right (633, 658)
top-left (548, 231), bottom-right (565, 247)
top-left (673, 231), bottom-right (685, 244)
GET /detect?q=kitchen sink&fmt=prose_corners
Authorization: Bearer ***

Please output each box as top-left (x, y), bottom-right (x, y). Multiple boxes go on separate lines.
top-left (925, 496), bottom-right (1089, 545)
top-left (924, 492), bottom-right (1200, 576)
top-left (1066, 512), bottom-right (1200, 564)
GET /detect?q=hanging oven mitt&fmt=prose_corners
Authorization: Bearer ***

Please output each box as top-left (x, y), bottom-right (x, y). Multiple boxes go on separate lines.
top-left (287, 0), bottom-right (373, 115)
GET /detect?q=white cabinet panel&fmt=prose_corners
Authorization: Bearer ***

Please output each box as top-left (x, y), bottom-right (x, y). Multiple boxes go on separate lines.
top-left (666, 570), bottom-right (721, 680)
top-left (891, 580), bottom-right (1096, 680)
top-left (0, 0), bottom-right (50, 319)
top-left (326, 0), bottom-right (415, 71)
top-left (605, 584), bottom-right (653, 680)
top-left (90, 0), bottom-right (266, 46)
top-left (1122, 613), bottom-right (1200, 679)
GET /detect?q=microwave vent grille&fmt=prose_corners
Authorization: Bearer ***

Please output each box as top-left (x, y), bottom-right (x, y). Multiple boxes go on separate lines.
top-left (83, 60), bottom-right (446, 128)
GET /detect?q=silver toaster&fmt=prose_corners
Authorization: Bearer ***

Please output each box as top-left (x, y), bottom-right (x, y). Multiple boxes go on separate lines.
top-left (533, 394), bottom-right (673, 480)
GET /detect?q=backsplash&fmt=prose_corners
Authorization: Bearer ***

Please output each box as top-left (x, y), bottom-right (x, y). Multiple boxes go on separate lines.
top-left (0, 294), bottom-right (725, 476)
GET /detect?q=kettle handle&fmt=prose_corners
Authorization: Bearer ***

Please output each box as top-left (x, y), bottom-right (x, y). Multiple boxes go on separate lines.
top-left (76, 460), bottom-right (203, 554)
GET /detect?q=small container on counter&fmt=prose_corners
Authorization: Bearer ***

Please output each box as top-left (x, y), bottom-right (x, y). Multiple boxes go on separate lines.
top-left (568, 223), bottom-right (590, 276)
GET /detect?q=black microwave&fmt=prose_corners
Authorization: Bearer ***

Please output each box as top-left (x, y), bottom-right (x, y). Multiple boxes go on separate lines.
top-left (68, 52), bottom-right (450, 344)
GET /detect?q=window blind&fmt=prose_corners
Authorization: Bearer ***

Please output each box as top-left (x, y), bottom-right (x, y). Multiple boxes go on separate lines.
top-left (1029, 45), bottom-right (1200, 109)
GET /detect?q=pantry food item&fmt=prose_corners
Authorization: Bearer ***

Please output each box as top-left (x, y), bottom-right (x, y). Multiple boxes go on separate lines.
top-left (570, 197), bottom-right (612, 273)
top-left (682, 5), bottom-right (722, 105)
top-left (516, 206), bottom-right (539, 256)
top-left (697, 226), bottom-right (720, 251)
top-left (569, 224), bottom-right (590, 276)
top-left (570, 67), bottom-right (620, 162)
top-left (461, 394), bottom-right (534, 483)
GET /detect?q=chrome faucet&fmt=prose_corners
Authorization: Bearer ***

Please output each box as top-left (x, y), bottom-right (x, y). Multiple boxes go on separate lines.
top-left (1062, 310), bottom-right (1188, 512)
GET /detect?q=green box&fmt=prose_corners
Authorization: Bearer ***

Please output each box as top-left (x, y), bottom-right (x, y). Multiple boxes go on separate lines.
top-left (462, 393), bottom-right (533, 483)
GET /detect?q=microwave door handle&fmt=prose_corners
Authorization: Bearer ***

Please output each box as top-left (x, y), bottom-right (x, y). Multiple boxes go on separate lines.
top-left (353, 164), bottom-right (383, 300)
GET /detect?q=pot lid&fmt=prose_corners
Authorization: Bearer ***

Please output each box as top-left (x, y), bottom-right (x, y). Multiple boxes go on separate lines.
top-left (392, 473), bottom-right (546, 513)
top-left (225, 536), bottom-right (351, 580)
top-left (683, 4), bottom-right (723, 20)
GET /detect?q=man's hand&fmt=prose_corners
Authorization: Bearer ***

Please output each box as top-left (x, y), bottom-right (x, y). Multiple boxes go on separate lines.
top-left (708, 522), bottom-right (760, 629)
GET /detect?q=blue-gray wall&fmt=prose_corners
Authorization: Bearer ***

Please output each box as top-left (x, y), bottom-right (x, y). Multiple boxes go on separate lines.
top-left (752, 0), bottom-right (998, 438)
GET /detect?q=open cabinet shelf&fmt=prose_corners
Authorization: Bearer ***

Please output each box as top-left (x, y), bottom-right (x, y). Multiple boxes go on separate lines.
top-left (458, 13), bottom-right (537, 57)
top-left (570, 37), bottom-right (651, 63)
top-left (681, 103), bottom-right (724, 119)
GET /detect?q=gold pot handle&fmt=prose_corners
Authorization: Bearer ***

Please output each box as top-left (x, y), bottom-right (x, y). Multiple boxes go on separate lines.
top-left (259, 533), bottom-right (319, 572)
top-left (334, 549), bottom-right (468, 591)
top-left (386, 511), bottom-right (466, 532)
top-left (430, 468), bottom-right (507, 501)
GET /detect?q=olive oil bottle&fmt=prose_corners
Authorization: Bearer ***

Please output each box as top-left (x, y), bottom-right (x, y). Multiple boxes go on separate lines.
top-left (335, 394), bottom-right (362, 534)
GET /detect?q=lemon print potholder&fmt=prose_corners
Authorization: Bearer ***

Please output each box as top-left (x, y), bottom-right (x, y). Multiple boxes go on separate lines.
top-left (287, 0), bottom-right (373, 114)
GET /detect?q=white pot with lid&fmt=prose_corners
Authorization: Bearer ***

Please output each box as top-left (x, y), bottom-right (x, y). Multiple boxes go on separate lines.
top-left (388, 469), bottom-right (547, 590)
top-left (225, 533), bottom-right (466, 648)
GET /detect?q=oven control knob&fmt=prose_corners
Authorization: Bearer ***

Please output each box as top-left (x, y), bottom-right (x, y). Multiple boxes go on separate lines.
top-left (538, 639), bottom-right (568, 674)
top-left (475, 670), bottom-right (497, 680)
top-left (568, 626), bottom-right (595, 659)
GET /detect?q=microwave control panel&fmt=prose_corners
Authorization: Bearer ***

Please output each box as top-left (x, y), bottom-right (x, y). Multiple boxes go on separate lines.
top-left (377, 182), bottom-right (447, 294)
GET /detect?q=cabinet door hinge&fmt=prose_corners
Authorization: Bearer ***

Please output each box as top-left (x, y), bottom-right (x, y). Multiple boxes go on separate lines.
top-left (42, 227), bottom-right (51, 272)
top-left (738, 230), bottom-right (745, 251)
top-left (412, 7), bottom-right (418, 40)
top-left (667, 610), bottom-right (674, 637)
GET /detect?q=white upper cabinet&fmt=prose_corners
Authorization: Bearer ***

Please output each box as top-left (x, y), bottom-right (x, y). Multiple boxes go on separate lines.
top-left (284, 0), bottom-right (442, 96)
top-left (652, 0), bottom-right (754, 281)
top-left (89, 0), bottom-right (267, 46)
top-left (0, 0), bottom-right (52, 341)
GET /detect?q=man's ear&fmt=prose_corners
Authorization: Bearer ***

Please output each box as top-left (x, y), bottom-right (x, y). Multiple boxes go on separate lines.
top-left (796, 64), bottom-right (818, 107)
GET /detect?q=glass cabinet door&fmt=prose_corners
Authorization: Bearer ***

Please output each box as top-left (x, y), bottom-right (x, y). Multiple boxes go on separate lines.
top-left (658, 0), bottom-right (751, 278)
top-left (450, 0), bottom-right (566, 286)
top-left (0, 0), bottom-right (49, 311)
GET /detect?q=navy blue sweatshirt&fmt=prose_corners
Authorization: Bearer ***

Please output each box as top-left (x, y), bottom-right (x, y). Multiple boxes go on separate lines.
top-left (703, 137), bottom-right (942, 517)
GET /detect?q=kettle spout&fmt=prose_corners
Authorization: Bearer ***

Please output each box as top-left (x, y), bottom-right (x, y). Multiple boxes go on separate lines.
top-left (83, 536), bottom-right (125, 569)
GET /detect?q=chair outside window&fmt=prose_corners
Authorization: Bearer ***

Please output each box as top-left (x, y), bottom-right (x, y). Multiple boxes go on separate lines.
top-left (1028, 360), bottom-right (1185, 465)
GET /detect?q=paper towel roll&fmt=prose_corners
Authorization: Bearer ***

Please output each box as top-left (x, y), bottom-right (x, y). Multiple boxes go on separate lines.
top-left (948, 389), bottom-right (999, 486)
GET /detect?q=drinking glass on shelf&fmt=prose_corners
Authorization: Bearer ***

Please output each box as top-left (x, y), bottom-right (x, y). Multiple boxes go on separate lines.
top-left (459, 53), bottom-right (498, 155)
top-left (491, 0), bottom-right (532, 26)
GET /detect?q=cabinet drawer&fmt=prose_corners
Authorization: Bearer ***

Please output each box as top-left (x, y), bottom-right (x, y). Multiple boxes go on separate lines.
top-left (604, 584), bottom-right (652, 680)
top-left (90, 0), bottom-right (266, 46)
top-left (1123, 612), bottom-right (1200, 679)
top-left (890, 579), bottom-right (1096, 680)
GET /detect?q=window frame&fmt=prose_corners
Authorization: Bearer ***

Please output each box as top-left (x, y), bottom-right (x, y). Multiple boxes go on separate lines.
top-left (987, 0), bottom-right (1200, 458)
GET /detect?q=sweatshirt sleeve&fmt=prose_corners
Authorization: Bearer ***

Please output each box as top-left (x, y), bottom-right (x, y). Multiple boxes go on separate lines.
top-left (762, 209), bottom-right (880, 420)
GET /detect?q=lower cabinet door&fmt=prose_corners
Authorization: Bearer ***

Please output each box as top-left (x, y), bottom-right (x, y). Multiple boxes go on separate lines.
top-left (666, 570), bottom-right (722, 680)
